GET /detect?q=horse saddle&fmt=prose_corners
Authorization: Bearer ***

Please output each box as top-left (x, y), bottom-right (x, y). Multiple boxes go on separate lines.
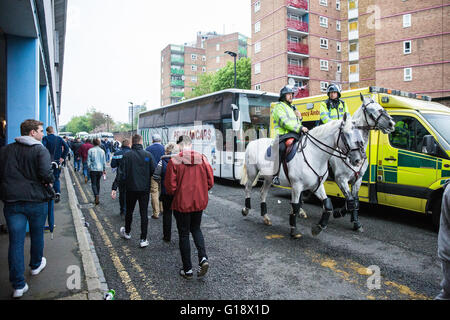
top-left (265, 138), bottom-right (299, 163)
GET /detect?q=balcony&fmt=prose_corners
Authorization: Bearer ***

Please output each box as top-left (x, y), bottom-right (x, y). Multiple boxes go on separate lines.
top-left (170, 91), bottom-right (184, 98)
top-left (288, 65), bottom-right (309, 77)
top-left (287, 19), bottom-right (308, 33)
top-left (294, 88), bottom-right (309, 98)
top-left (171, 79), bottom-right (184, 87)
top-left (348, 8), bottom-right (358, 20)
top-left (287, 41), bottom-right (309, 55)
top-left (287, 0), bottom-right (308, 11)
top-left (171, 68), bottom-right (184, 75)
top-left (348, 30), bottom-right (359, 41)
top-left (349, 51), bottom-right (359, 61)
top-left (171, 55), bottom-right (184, 65)
top-left (349, 73), bottom-right (359, 83)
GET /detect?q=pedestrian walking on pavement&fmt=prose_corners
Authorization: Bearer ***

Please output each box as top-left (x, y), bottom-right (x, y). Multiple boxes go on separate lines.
top-left (165, 135), bottom-right (214, 279)
top-left (146, 133), bottom-right (165, 219)
top-left (0, 120), bottom-right (55, 298)
top-left (71, 137), bottom-right (83, 172)
top-left (111, 139), bottom-right (131, 219)
top-left (119, 134), bottom-right (156, 248)
top-left (152, 141), bottom-right (180, 242)
top-left (88, 138), bottom-right (106, 205)
top-left (436, 181), bottom-right (450, 300)
top-left (78, 138), bottom-right (94, 183)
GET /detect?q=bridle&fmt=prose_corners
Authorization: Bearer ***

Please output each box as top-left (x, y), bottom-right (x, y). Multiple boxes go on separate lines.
top-left (356, 99), bottom-right (391, 131)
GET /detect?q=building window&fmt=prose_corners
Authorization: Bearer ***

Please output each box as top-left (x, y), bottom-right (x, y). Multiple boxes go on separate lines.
top-left (202, 55), bottom-right (206, 61)
top-left (349, 42), bottom-right (358, 53)
top-left (336, 0), bottom-right (341, 10)
top-left (337, 41), bottom-right (341, 52)
top-left (191, 65), bottom-right (197, 71)
top-left (255, 21), bottom-right (261, 33)
top-left (336, 20), bottom-right (341, 31)
top-left (255, 84), bottom-right (261, 90)
top-left (255, 42), bottom-right (261, 54)
top-left (404, 68), bottom-right (412, 81)
top-left (191, 76), bottom-right (198, 82)
top-left (255, 0), bottom-right (261, 12)
top-left (191, 54), bottom-right (197, 61)
top-left (216, 56), bottom-right (220, 63)
top-left (320, 81), bottom-right (329, 92)
top-left (349, 21), bottom-right (358, 31)
top-left (349, 0), bottom-right (357, 9)
top-left (320, 0), bottom-right (328, 6)
top-left (403, 41), bottom-right (411, 54)
top-left (255, 63), bottom-right (261, 74)
top-left (202, 66), bottom-right (206, 72)
top-left (320, 59), bottom-right (329, 71)
top-left (320, 16), bottom-right (328, 28)
top-left (320, 38), bottom-right (329, 49)
top-left (337, 63), bottom-right (342, 73)
top-left (403, 14), bottom-right (411, 28)
top-left (288, 35), bottom-right (299, 43)
top-left (216, 43), bottom-right (220, 51)
top-left (349, 64), bottom-right (359, 74)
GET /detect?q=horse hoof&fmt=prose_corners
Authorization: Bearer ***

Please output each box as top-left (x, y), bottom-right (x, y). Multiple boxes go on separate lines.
top-left (299, 208), bottom-right (307, 219)
top-left (311, 224), bottom-right (325, 237)
top-left (263, 215), bottom-right (272, 226)
top-left (242, 208), bottom-right (249, 216)
top-left (353, 224), bottom-right (364, 232)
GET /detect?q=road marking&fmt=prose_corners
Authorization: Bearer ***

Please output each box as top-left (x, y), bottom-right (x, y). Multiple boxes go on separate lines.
top-left (72, 171), bottom-right (142, 300)
top-left (265, 234), bottom-right (285, 239)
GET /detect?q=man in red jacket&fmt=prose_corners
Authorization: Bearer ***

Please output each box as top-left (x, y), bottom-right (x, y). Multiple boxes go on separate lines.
top-left (78, 139), bottom-right (93, 183)
top-left (165, 135), bottom-right (214, 279)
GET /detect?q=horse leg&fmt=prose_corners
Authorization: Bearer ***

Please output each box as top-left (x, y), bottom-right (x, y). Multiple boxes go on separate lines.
top-left (350, 180), bottom-right (363, 232)
top-left (290, 182), bottom-right (303, 239)
top-left (260, 177), bottom-right (272, 226)
top-left (311, 186), bottom-right (334, 237)
top-left (242, 164), bottom-right (257, 217)
top-left (297, 192), bottom-right (308, 219)
top-left (333, 178), bottom-right (351, 219)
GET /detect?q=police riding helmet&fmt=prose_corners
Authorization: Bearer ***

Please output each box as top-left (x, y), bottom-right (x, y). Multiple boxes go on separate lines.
top-left (279, 85), bottom-right (296, 101)
top-left (326, 84), bottom-right (341, 99)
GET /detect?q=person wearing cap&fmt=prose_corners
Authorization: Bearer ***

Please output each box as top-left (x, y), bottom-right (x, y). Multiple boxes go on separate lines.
top-left (146, 133), bottom-right (165, 219)
top-left (319, 84), bottom-right (350, 124)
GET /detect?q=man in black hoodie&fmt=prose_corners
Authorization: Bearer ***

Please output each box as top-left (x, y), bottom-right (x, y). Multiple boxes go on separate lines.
top-left (0, 119), bottom-right (54, 298)
top-left (119, 134), bottom-right (156, 248)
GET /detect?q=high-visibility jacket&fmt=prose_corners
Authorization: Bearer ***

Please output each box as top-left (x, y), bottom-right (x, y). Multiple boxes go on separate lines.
top-left (319, 99), bottom-right (350, 124)
top-left (392, 120), bottom-right (409, 147)
top-left (272, 101), bottom-right (303, 136)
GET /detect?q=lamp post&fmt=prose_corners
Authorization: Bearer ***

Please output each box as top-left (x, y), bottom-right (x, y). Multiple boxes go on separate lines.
top-left (225, 50), bottom-right (237, 88)
top-left (128, 102), bottom-right (134, 136)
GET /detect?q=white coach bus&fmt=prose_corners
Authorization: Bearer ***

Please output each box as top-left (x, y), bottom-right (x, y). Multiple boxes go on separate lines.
top-left (138, 89), bottom-right (279, 180)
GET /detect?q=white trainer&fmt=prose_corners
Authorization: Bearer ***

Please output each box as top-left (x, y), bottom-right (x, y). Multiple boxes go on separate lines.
top-left (139, 239), bottom-right (149, 248)
top-left (30, 257), bottom-right (46, 276)
top-left (12, 283), bottom-right (29, 299)
top-left (120, 227), bottom-right (131, 239)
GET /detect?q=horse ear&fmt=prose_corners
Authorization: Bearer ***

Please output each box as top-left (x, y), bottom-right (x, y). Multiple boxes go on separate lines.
top-left (360, 93), bottom-right (364, 102)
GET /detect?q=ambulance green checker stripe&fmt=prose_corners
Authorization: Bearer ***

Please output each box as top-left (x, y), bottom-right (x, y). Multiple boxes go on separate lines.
top-left (398, 150), bottom-right (437, 169)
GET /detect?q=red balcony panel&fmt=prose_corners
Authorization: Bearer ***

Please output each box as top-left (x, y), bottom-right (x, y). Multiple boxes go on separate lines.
top-left (287, 0), bottom-right (308, 10)
top-left (286, 19), bottom-right (309, 32)
top-left (294, 89), bottom-right (309, 98)
top-left (287, 42), bottom-right (309, 55)
top-left (288, 65), bottom-right (309, 77)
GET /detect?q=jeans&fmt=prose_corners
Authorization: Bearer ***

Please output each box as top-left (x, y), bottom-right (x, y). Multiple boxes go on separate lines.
top-left (53, 167), bottom-right (61, 194)
top-left (125, 191), bottom-right (149, 240)
top-left (82, 162), bottom-right (90, 181)
top-left (174, 210), bottom-right (207, 272)
top-left (106, 149), bottom-right (111, 162)
top-left (90, 171), bottom-right (102, 196)
top-left (3, 201), bottom-right (48, 289)
top-left (161, 194), bottom-right (174, 241)
top-left (74, 157), bottom-right (81, 172)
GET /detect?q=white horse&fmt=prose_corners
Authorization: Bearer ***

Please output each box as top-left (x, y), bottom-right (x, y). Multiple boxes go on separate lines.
top-left (240, 113), bottom-right (365, 238)
top-left (329, 93), bottom-right (395, 232)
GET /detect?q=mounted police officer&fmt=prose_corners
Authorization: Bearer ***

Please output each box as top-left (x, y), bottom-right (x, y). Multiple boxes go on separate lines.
top-left (272, 85), bottom-right (308, 186)
top-left (319, 84), bottom-right (350, 124)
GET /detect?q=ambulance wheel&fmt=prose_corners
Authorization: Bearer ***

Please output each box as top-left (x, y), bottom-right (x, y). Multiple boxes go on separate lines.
top-left (431, 196), bottom-right (442, 232)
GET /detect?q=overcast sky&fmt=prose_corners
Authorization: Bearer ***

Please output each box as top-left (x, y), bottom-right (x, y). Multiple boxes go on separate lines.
top-left (60, 0), bottom-right (251, 126)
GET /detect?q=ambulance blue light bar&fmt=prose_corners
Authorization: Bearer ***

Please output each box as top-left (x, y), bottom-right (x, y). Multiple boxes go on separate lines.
top-left (369, 86), bottom-right (432, 101)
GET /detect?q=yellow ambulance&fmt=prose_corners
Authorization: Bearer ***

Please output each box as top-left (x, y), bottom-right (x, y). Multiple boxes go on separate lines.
top-left (270, 86), bottom-right (450, 228)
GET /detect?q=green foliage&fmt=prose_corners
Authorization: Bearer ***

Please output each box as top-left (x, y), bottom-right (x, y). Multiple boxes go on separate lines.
top-left (65, 115), bottom-right (92, 134)
top-left (187, 57), bottom-right (251, 99)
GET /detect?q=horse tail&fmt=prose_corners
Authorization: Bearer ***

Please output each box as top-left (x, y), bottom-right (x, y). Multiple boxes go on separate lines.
top-left (240, 163), bottom-right (248, 186)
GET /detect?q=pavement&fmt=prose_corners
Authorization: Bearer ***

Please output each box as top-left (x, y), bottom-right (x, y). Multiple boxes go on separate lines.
top-left (0, 165), bottom-right (108, 300)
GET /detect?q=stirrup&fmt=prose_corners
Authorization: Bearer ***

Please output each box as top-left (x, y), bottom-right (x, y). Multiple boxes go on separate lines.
top-left (272, 176), bottom-right (280, 185)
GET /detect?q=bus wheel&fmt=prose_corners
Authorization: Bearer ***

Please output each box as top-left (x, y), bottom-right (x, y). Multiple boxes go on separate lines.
top-left (431, 196), bottom-right (442, 232)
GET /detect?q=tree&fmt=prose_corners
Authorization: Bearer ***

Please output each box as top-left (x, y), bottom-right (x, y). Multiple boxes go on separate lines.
top-left (187, 57), bottom-right (251, 99)
top-left (65, 115), bottom-right (92, 134)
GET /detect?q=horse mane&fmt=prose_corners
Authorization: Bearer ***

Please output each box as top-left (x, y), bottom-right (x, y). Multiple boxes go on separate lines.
top-left (308, 118), bottom-right (343, 140)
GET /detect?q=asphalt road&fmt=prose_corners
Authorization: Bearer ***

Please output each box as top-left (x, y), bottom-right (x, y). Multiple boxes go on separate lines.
top-left (69, 163), bottom-right (442, 301)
